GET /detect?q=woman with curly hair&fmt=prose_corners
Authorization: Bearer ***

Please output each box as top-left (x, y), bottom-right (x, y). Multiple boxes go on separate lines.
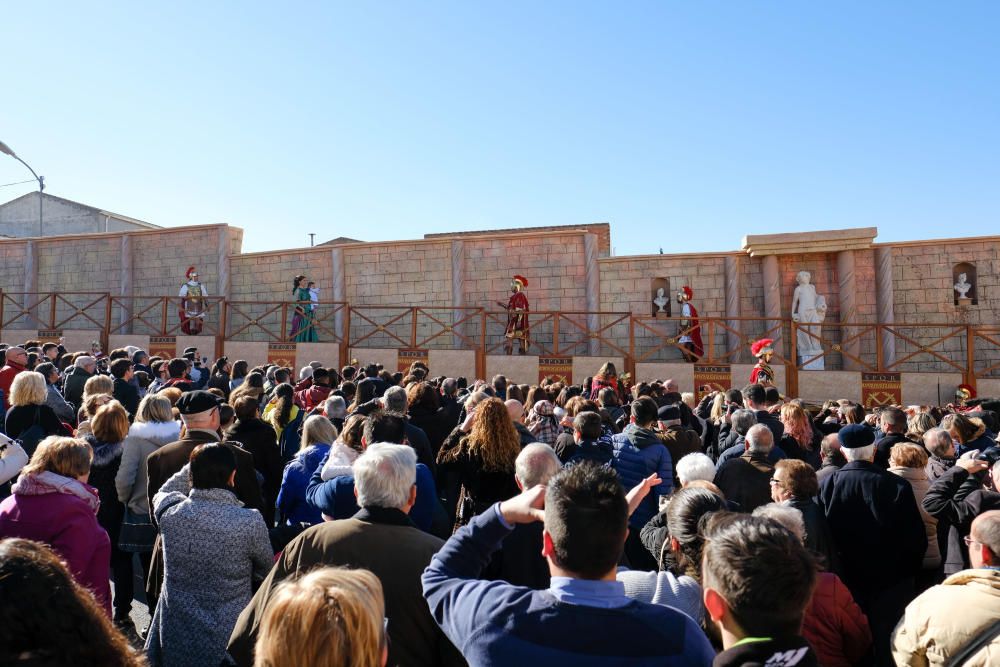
top-left (437, 397), bottom-right (521, 526)
top-left (779, 403), bottom-right (821, 468)
top-left (0, 538), bottom-right (145, 667)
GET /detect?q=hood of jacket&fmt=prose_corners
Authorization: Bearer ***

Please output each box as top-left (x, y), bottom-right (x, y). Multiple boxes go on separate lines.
top-left (12, 470), bottom-right (100, 513)
top-left (622, 423), bottom-right (661, 450)
top-left (530, 400), bottom-right (555, 417)
top-left (127, 420), bottom-right (181, 446)
top-left (84, 435), bottom-right (123, 468)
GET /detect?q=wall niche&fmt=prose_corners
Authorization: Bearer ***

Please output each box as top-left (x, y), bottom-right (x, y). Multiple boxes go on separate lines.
top-left (650, 278), bottom-right (671, 317)
top-left (953, 262), bottom-right (978, 306)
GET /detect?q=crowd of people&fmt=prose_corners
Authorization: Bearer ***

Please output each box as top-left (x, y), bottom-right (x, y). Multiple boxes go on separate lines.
top-left (0, 342), bottom-right (999, 667)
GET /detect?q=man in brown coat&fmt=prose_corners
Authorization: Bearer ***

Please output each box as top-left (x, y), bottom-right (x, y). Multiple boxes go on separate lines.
top-left (227, 443), bottom-right (464, 667)
top-left (145, 391), bottom-right (266, 602)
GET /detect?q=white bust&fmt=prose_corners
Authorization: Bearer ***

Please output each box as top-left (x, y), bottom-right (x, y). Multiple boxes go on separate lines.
top-left (955, 273), bottom-right (972, 299)
top-left (653, 287), bottom-right (668, 313)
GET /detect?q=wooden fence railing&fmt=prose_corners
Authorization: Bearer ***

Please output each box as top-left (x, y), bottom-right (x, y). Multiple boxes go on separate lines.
top-left (4, 292), bottom-right (1000, 385)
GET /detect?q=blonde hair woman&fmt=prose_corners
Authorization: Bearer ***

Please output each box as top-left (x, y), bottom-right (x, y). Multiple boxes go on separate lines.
top-left (5, 371), bottom-right (71, 447)
top-left (276, 414), bottom-right (340, 526)
top-left (254, 567), bottom-right (386, 667)
top-left (0, 436), bottom-right (112, 615)
top-left (115, 394), bottom-right (180, 595)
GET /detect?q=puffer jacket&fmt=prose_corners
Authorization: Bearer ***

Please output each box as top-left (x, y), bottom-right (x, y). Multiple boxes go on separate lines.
top-left (890, 465), bottom-right (942, 570)
top-left (802, 571), bottom-right (872, 667)
top-left (611, 424), bottom-right (672, 529)
top-left (892, 568), bottom-right (1000, 667)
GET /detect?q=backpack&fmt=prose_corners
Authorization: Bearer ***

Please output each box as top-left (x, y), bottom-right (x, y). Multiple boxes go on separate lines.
top-left (18, 407), bottom-right (47, 459)
top-left (277, 410), bottom-right (305, 465)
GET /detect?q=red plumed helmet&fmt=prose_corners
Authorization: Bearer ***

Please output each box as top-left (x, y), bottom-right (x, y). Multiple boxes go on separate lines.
top-left (681, 286), bottom-right (693, 300)
top-left (751, 338), bottom-right (775, 357)
top-left (512, 275), bottom-right (529, 288)
top-left (186, 266), bottom-right (198, 279)
top-left (956, 383), bottom-right (976, 400)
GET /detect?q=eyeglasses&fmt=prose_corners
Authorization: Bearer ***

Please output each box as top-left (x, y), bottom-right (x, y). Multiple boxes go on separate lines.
top-left (964, 536), bottom-right (981, 548)
top-left (769, 477), bottom-right (785, 487)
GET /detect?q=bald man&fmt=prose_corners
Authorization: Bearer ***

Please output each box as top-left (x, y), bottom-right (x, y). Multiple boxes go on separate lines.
top-left (506, 399), bottom-right (534, 447)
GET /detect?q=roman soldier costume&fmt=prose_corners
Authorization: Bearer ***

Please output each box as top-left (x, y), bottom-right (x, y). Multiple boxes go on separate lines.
top-left (498, 275), bottom-right (530, 355)
top-left (750, 338), bottom-right (775, 386)
top-left (677, 286), bottom-right (703, 363)
top-left (178, 267), bottom-right (208, 335)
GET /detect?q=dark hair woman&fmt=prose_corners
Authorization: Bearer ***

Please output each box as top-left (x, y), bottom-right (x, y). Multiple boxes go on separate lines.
top-left (289, 275), bottom-right (317, 343)
top-left (205, 356), bottom-right (232, 400)
top-left (406, 381), bottom-right (450, 455)
top-left (0, 538), bottom-right (144, 667)
top-left (262, 383), bottom-right (302, 464)
top-left (229, 359), bottom-right (249, 392)
top-left (619, 486), bottom-right (727, 625)
top-left (225, 396), bottom-right (280, 525)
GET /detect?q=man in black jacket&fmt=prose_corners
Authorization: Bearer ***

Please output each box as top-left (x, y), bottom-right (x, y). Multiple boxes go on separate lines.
top-left (873, 407), bottom-right (910, 468)
top-left (922, 454), bottom-right (1000, 574)
top-left (110, 358), bottom-right (140, 420)
top-left (818, 424), bottom-right (926, 666)
top-left (742, 383), bottom-right (784, 443)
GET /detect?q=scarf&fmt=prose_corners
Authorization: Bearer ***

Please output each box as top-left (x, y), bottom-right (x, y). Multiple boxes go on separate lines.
top-left (12, 471), bottom-right (100, 513)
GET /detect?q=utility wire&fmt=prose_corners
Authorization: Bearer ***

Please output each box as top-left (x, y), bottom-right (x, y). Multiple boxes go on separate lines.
top-left (0, 179), bottom-right (38, 189)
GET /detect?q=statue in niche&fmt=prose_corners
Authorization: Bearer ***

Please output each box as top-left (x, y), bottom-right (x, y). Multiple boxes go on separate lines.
top-left (791, 271), bottom-right (828, 370)
top-left (955, 273), bottom-right (973, 300)
top-left (653, 287), bottom-right (669, 314)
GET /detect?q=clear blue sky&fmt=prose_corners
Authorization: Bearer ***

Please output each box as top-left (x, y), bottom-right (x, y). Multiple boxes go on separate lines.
top-left (2, 2), bottom-right (998, 254)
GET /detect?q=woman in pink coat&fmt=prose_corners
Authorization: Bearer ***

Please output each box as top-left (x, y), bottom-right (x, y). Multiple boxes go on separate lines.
top-left (0, 435), bottom-right (111, 615)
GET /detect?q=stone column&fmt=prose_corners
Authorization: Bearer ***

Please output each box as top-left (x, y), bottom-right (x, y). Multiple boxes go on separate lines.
top-left (838, 249), bottom-right (859, 370)
top-left (724, 255), bottom-right (742, 361)
top-left (762, 255), bottom-right (781, 350)
top-left (330, 246), bottom-right (346, 343)
top-left (583, 233), bottom-right (601, 356)
top-left (23, 240), bottom-right (38, 329)
top-left (450, 240), bottom-right (465, 349)
top-left (874, 246), bottom-right (896, 369)
top-left (119, 235), bottom-right (134, 334)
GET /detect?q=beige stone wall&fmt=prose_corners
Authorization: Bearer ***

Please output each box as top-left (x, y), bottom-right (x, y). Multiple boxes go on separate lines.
top-left (0, 242), bottom-right (27, 297)
top-left (886, 240), bottom-right (1000, 374)
top-left (345, 241), bottom-right (451, 306)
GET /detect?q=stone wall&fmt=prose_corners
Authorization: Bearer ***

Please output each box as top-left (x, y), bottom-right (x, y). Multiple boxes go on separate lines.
top-left (2, 220), bottom-right (1000, 380)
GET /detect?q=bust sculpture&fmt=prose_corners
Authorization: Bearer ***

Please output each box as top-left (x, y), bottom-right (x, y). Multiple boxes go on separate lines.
top-left (653, 287), bottom-right (669, 313)
top-left (791, 271), bottom-right (828, 370)
top-left (955, 273), bottom-right (972, 300)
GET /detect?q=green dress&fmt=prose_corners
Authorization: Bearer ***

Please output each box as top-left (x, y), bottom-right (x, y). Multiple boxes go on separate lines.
top-left (290, 287), bottom-right (317, 342)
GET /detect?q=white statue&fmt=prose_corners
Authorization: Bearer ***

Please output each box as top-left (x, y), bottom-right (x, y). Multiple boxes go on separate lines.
top-left (653, 287), bottom-right (669, 314)
top-left (791, 271), bottom-right (828, 370)
top-left (955, 273), bottom-right (972, 300)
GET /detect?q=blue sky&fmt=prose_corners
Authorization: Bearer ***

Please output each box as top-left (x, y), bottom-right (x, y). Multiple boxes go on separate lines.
top-left (2, 2), bottom-right (997, 254)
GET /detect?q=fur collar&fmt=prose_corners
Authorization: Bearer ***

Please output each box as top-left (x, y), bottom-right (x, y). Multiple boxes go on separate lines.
top-left (127, 420), bottom-right (182, 444)
top-left (13, 471), bottom-right (100, 513)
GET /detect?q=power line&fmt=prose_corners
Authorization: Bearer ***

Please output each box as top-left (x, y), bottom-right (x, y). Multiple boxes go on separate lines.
top-left (0, 179), bottom-right (37, 189)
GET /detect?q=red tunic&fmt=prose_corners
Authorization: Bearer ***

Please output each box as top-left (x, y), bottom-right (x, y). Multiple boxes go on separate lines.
top-left (504, 291), bottom-right (529, 340)
top-left (683, 302), bottom-right (704, 358)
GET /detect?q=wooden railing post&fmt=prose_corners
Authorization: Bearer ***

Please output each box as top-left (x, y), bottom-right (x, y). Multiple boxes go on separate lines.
top-left (411, 307), bottom-right (418, 349)
top-left (160, 298), bottom-right (169, 337)
top-left (552, 313), bottom-right (560, 355)
top-left (102, 293), bottom-right (112, 351)
top-left (47, 294), bottom-right (57, 330)
top-left (704, 319), bottom-right (714, 363)
top-left (967, 325), bottom-right (976, 388)
top-left (875, 325), bottom-right (884, 371)
top-left (280, 303), bottom-right (288, 341)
